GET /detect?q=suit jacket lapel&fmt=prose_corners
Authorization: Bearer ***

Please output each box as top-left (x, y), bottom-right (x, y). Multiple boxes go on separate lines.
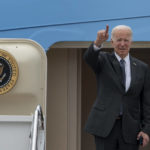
top-left (109, 53), bottom-right (137, 94)
top-left (109, 53), bottom-right (125, 93)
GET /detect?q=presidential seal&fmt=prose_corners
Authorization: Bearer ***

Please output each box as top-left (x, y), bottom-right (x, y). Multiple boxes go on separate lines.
top-left (0, 49), bottom-right (18, 95)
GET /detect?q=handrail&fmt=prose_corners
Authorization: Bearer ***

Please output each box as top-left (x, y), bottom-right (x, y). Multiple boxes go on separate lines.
top-left (30, 105), bottom-right (45, 150)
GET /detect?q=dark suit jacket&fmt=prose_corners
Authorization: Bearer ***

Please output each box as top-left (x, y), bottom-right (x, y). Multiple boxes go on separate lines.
top-left (84, 43), bottom-right (150, 144)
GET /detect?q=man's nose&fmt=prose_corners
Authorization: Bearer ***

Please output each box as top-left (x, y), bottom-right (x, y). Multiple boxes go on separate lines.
top-left (120, 41), bottom-right (125, 46)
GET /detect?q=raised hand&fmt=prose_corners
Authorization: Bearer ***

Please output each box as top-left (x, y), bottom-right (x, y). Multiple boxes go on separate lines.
top-left (94, 25), bottom-right (109, 47)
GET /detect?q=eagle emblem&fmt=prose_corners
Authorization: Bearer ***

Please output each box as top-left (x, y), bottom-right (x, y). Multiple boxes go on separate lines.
top-left (0, 49), bottom-right (18, 95)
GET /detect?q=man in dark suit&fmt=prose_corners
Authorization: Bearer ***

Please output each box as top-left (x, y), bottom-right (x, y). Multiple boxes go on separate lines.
top-left (84, 25), bottom-right (150, 150)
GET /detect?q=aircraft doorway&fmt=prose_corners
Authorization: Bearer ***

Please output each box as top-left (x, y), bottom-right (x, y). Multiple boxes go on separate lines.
top-left (46, 42), bottom-right (150, 150)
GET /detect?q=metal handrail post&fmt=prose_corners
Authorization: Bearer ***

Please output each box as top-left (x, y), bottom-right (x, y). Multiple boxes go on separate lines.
top-left (30, 105), bottom-right (45, 150)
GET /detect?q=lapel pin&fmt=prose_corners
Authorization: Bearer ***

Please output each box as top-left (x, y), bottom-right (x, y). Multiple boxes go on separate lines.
top-left (133, 62), bottom-right (136, 66)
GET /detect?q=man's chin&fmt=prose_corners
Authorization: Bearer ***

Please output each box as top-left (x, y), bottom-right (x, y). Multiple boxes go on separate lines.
top-left (119, 50), bottom-right (128, 54)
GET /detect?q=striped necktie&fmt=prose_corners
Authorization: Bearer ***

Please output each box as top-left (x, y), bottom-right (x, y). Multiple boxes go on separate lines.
top-left (119, 59), bottom-right (126, 115)
top-left (120, 59), bottom-right (126, 88)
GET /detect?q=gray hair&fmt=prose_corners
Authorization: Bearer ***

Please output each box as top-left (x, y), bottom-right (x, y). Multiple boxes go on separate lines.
top-left (111, 25), bottom-right (132, 40)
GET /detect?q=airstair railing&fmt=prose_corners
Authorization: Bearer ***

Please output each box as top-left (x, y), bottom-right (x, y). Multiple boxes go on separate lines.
top-left (29, 105), bottom-right (45, 150)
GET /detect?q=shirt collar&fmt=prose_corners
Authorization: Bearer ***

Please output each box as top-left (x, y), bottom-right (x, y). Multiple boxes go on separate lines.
top-left (114, 52), bottom-right (130, 63)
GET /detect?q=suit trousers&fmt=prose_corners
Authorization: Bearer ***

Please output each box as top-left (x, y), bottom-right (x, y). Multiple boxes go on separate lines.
top-left (94, 119), bottom-right (139, 150)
